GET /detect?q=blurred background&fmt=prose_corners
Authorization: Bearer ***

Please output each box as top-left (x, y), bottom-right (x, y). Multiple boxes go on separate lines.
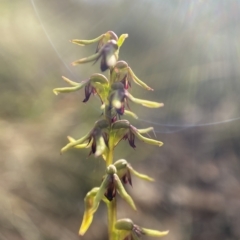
top-left (1, 0), bottom-right (240, 239)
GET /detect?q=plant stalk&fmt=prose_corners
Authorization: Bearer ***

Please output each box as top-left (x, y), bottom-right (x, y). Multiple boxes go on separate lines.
top-left (106, 132), bottom-right (117, 240)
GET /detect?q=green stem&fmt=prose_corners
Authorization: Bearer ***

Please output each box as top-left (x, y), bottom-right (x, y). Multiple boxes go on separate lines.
top-left (106, 134), bottom-right (117, 240)
top-left (107, 198), bottom-right (117, 240)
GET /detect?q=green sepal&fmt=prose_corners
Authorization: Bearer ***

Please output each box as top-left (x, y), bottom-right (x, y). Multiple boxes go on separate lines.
top-left (67, 136), bottom-right (91, 149)
top-left (72, 52), bottom-right (101, 66)
top-left (92, 175), bottom-right (111, 212)
top-left (110, 61), bottom-right (129, 84)
top-left (71, 34), bottom-right (104, 46)
top-left (61, 76), bottom-right (80, 86)
top-left (111, 128), bottom-right (129, 147)
top-left (124, 110), bottom-right (138, 119)
top-left (61, 119), bottom-right (109, 154)
top-left (137, 127), bottom-right (154, 134)
top-left (79, 187), bottom-right (99, 236)
top-left (90, 74), bottom-right (110, 103)
top-left (114, 159), bottom-right (154, 182)
top-left (117, 34), bottom-right (128, 48)
top-left (128, 166), bottom-right (154, 182)
top-left (130, 126), bottom-right (163, 147)
top-left (53, 76), bottom-right (85, 95)
top-left (128, 67), bottom-right (153, 91)
top-left (127, 92), bottom-right (164, 108)
top-left (112, 120), bottom-right (130, 129)
top-left (94, 133), bottom-right (107, 157)
top-left (61, 133), bottom-right (91, 154)
top-left (115, 218), bottom-right (134, 231)
top-left (141, 228), bottom-right (169, 237)
top-left (110, 120), bottom-right (130, 146)
top-left (114, 174), bottom-right (137, 210)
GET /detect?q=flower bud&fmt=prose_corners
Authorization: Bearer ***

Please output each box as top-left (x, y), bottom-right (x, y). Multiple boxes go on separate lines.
top-left (115, 218), bottom-right (134, 231)
top-left (112, 120), bottom-right (130, 130)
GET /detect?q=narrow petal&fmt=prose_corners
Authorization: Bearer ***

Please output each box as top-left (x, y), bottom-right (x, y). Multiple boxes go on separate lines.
top-left (53, 77), bottom-right (89, 95)
top-left (130, 126), bottom-right (163, 147)
top-left (62, 76), bottom-right (80, 86)
top-left (95, 135), bottom-right (107, 157)
top-left (53, 85), bottom-right (82, 95)
top-left (92, 175), bottom-right (112, 212)
top-left (90, 73), bottom-right (109, 85)
top-left (61, 133), bottom-right (91, 154)
top-left (71, 34), bottom-right (104, 46)
top-left (117, 34), bottom-right (128, 48)
top-left (79, 212), bottom-right (93, 236)
top-left (72, 52), bottom-right (101, 66)
top-left (124, 110), bottom-right (138, 119)
top-left (128, 166), bottom-right (154, 182)
top-left (141, 228), bottom-right (169, 237)
top-left (67, 136), bottom-right (91, 149)
top-left (128, 68), bottom-right (153, 91)
top-left (137, 127), bottom-right (154, 134)
top-left (114, 174), bottom-right (137, 210)
top-left (79, 187), bottom-right (99, 236)
top-left (127, 93), bottom-right (164, 108)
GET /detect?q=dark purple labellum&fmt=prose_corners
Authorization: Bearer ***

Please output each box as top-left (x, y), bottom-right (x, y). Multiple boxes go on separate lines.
top-left (89, 137), bottom-right (96, 156)
top-left (83, 83), bottom-right (96, 102)
top-left (128, 132), bottom-right (136, 148)
top-left (100, 54), bottom-right (109, 72)
top-left (122, 170), bottom-right (132, 186)
top-left (102, 132), bottom-right (109, 148)
top-left (121, 75), bottom-right (131, 89)
top-left (104, 175), bottom-right (116, 201)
